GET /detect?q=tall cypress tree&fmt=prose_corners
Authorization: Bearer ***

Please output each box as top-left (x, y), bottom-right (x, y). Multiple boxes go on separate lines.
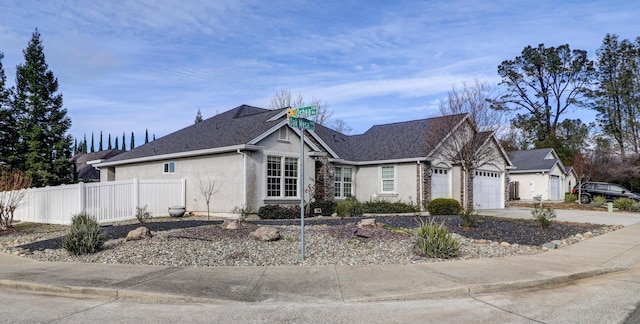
top-left (145, 128), bottom-right (149, 144)
top-left (82, 133), bottom-right (87, 153)
top-left (107, 133), bottom-right (112, 150)
top-left (114, 135), bottom-right (119, 150)
top-left (13, 29), bottom-right (73, 186)
top-left (122, 132), bottom-right (126, 151)
top-left (0, 51), bottom-right (19, 168)
top-left (90, 132), bottom-right (95, 152)
top-left (99, 131), bottom-right (103, 151)
top-left (130, 131), bottom-right (135, 149)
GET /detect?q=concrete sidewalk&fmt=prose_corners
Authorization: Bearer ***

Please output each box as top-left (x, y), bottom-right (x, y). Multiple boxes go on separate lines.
top-left (1, 220), bottom-right (640, 304)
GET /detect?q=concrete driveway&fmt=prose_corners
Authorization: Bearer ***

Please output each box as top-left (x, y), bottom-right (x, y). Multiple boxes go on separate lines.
top-left (480, 206), bottom-right (640, 226)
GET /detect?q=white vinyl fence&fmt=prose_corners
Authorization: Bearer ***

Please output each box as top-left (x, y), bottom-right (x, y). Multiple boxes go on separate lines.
top-left (12, 178), bottom-right (186, 225)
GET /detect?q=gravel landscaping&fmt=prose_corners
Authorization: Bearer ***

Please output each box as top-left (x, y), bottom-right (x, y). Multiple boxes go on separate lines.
top-left (0, 215), bottom-right (622, 267)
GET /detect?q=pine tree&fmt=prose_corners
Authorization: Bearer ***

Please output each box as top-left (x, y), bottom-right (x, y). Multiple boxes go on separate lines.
top-left (145, 128), bottom-right (149, 144)
top-left (195, 108), bottom-right (203, 123)
top-left (107, 133), bottom-right (112, 150)
top-left (90, 132), bottom-right (95, 152)
top-left (130, 131), bottom-right (135, 149)
top-left (0, 51), bottom-right (19, 168)
top-left (99, 131), bottom-right (103, 151)
top-left (13, 29), bottom-right (73, 186)
top-left (82, 133), bottom-right (87, 153)
top-left (114, 135), bottom-right (119, 150)
top-left (122, 132), bottom-right (126, 151)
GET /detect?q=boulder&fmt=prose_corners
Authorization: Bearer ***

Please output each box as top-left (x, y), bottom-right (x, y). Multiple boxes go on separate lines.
top-left (357, 218), bottom-right (380, 228)
top-left (222, 219), bottom-right (240, 230)
top-left (250, 226), bottom-right (280, 241)
top-left (126, 226), bottom-right (152, 241)
top-left (542, 242), bottom-right (558, 250)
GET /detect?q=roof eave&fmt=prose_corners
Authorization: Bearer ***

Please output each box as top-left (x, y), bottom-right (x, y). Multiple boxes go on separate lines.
top-left (329, 157), bottom-right (432, 166)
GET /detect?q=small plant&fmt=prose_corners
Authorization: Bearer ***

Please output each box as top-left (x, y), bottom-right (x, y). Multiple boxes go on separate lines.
top-left (564, 193), bottom-right (577, 203)
top-left (232, 205), bottom-right (252, 221)
top-left (257, 205), bottom-right (301, 219)
top-left (335, 196), bottom-right (364, 218)
top-left (63, 212), bottom-right (105, 255)
top-left (135, 205), bottom-right (152, 224)
top-left (614, 197), bottom-right (637, 211)
top-left (427, 198), bottom-right (462, 216)
top-left (362, 200), bottom-right (420, 214)
top-left (592, 195), bottom-right (607, 207)
top-left (459, 208), bottom-right (477, 227)
top-left (414, 218), bottom-right (459, 258)
top-left (531, 205), bottom-right (556, 229)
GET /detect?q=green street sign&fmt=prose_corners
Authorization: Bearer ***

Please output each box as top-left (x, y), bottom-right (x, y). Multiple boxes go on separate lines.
top-left (295, 105), bottom-right (317, 118)
top-left (289, 117), bottom-right (315, 130)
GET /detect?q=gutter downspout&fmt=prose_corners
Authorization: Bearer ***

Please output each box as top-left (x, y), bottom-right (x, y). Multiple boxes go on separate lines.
top-left (237, 149), bottom-right (248, 208)
top-left (418, 161), bottom-right (424, 211)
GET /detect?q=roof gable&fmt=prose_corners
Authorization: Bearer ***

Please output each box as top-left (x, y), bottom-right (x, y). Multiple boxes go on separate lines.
top-left (508, 148), bottom-right (564, 173)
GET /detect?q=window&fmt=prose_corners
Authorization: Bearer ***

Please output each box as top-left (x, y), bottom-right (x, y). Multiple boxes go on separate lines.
top-left (267, 155), bottom-right (298, 198)
top-left (334, 166), bottom-right (353, 197)
top-left (163, 162), bottom-right (175, 174)
top-left (381, 166), bottom-right (395, 192)
top-left (279, 127), bottom-right (288, 141)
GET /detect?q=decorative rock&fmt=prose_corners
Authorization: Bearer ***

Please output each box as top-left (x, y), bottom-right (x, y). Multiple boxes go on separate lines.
top-left (542, 242), bottom-right (558, 249)
top-left (357, 218), bottom-right (379, 228)
top-left (126, 226), bottom-right (153, 241)
top-left (500, 242), bottom-right (511, 247)
top-left (222, 219), bottom-right (240, 230)
top-left (250, 226), bottom-right (280, 241)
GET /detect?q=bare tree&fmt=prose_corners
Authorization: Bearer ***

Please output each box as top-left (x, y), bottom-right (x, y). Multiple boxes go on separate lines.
top-left (269, 88), bottom-right (345, 129)
top-left (0, 169), bottom-right (32, 230)
top-left (198, 175), bottom-right (219, 220)
top-left (572, 152), bottom-right (593, 204)
top-left (432, 81), bottom-right (506, 211)
top-left (331, 119), bottom-right (353, 134)
top-left (440, 80), bottom-right (508, 135)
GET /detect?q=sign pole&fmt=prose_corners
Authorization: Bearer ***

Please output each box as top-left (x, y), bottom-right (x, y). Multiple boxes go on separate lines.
top-left (300, 127), bottom-right (305, 262)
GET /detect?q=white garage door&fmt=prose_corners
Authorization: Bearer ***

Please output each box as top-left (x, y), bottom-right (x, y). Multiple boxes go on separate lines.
top-left (550, 175), bottom-right (560, 200)
top-left (431, 168), bottom-right (450, 199)
top-left (473, 170), bottom-right (502, 209)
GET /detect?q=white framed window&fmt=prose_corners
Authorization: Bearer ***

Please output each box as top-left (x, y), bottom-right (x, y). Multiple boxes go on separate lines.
top-left (381, 165), bottom-right (395, 193)
top-left (278, 127), bottom-right (288, 141)
top-left (267, 155), bottom-right (298, 198)
top-left (334, 166), bottom-right (353, 198)
top-left (163, 161), bottom-right (175, 174)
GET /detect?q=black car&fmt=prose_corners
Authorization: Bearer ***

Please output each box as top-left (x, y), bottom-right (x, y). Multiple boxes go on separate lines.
top-left (572, 181), bottom-right (640, 204)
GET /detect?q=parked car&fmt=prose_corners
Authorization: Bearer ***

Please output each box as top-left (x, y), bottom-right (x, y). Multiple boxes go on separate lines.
top-left (572, 181), bottom-right (640, 204)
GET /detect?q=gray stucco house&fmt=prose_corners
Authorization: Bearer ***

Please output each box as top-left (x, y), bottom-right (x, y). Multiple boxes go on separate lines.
top-left (95, 105), bottom-right (512, 215)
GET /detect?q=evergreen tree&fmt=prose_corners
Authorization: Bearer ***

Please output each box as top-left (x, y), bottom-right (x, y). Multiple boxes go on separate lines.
top-left (114, 135), bottom-right (119, 150)
top-left (130, 131), bottom-right (135, 149)
top-left (13, 29), bottom-right (73, 186)
top-left (122, 132), bottom-right (126, 151)
top-left (195, 108), bottom-right (203, 123)
top-left (153, 134), bottom-right (156, 141)
top-left (145, 128), bottom-right (149, 144)
top-left (90, 132), bottom-right (95, 152)
top-left (82, 133), bottom-right (87, 153)
top-left (0, 52), bottom-right (19, 168)
top-left (99, 131), bottom-right (103, 151)
top-left (107, 133), bottom-right (112, 150)
top-left (73, 137), bottom-right (78, 155)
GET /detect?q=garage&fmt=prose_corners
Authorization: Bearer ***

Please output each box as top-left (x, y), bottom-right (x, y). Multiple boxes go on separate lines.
top-left (473, 170), bottom-right (503, 209)
top-left (431, 168), bottom-right (450, 199)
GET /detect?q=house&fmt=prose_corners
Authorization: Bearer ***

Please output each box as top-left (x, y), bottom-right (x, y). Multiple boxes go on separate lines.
top-left (95, 105), bottom-right (512, 215)
top-left (72, 149), bottom-right (123, 182)
top-left (507, 148), bottom-right (572, 201)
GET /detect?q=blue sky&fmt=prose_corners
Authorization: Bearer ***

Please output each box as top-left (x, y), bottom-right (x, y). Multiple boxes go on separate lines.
top-left (1, 0), bottom-right (639, 143)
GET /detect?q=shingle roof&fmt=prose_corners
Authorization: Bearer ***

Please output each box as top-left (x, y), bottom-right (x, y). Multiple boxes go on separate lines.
top-left (314, 114), bottom-right (468, 162)
top-left (102, 105), bottom-right (469, 165)
top-left (72, 149), bottom-right (123, 180)
top-left (507, 148), bottom-right (558, 172)
top-left (104, 105), bottom-right (285, 163)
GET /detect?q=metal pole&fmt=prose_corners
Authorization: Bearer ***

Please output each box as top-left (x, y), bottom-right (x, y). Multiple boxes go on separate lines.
top-left (300, 127), bottom-right (305, 262)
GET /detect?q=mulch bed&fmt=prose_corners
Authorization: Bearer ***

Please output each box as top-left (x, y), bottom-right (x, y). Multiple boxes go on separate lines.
top-left (12, 215), bottom-right (607, 252)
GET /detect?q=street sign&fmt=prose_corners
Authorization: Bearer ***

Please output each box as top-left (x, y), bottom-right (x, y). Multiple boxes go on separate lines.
top-left (287, 109), bottom-right (297, 118)
top-left (294, 105), bottom-right (317, 118)
top-left (289, 117), bottom-right (315, 130)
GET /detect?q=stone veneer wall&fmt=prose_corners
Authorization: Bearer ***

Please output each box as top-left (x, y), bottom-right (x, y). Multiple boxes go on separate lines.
top-left (416, 162), bottom-right (431, 209)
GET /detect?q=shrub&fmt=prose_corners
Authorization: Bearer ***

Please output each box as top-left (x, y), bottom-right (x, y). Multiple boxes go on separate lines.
top-left (564, 193), bottom-right (577, 203)
top-left (531, 205), bottom-right (556, 229)
top-left (135, 205), bottom-right (152, 224)
top-left (232, 205), bottom-right (252, 221)
top-left (257, 205), bottom-right (301, 219)
top-left (427, 198), bottom-right (462, 216)
top-left (63, 212), bottom-right (105, 255)
top-left (459, 208), bottom-right (478, 227)
top-left (310, 200), bottom-right (337, 216)
top-left (592, 195), bottom-right (607, 207)
top-left (335, 196), bottom-right (364, 218)
top-left (614, 197), bottom-right (637, 211)
top-left (414, 219), bottom-right (459, 258)
top-left (362, 201), bottom-right (420, 214)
